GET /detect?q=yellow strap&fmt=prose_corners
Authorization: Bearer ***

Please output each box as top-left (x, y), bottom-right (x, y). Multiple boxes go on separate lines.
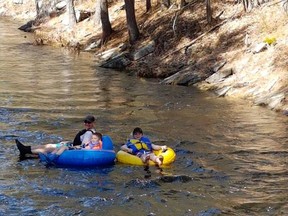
top-left (130, 139), bottom-right (149, 150)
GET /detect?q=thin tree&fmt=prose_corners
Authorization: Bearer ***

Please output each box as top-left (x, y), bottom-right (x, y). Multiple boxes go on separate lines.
top-left (124, 0), bottom-right (140, 44)
top-left (206, 0), bottom-right (212, 24)
top-left (67, 0), bottom-right (76, 29)
top-left (35, 0), bottom-right (56, 21)
top-left (243, 0), bottom-right (250, 12)
top-left (146, 0), bottom-right (151, 12)
top-left (284, 0), bottom-right (288, 13)
top-left (95, 0), bottom-right (101, 26)
top-left (95, 0), bottom-right (113, 44)
top-left (35, 0), bottom-right (40, 16)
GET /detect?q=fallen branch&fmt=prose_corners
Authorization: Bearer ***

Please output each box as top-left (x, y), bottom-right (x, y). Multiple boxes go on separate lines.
top-left (171, 0), bottom-right (198, 38)
top-left (162, 19), bottom-right (228, 60)
top-left (172, 12), bottom-right (178, 36)
top-left (162, 3), bottom-right (241, 60)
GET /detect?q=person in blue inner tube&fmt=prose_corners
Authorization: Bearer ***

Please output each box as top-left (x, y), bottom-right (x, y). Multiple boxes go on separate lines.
top-left (40, 132), bottom-right (103, 163)
top-left (120, 127), bottom-right (167, 166)
top-left (15, 115), bottom-right (97, 159)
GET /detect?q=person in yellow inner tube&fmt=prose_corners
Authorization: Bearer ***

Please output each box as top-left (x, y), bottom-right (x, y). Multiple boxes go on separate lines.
top-left (120, 127), bottom-right (167, 166)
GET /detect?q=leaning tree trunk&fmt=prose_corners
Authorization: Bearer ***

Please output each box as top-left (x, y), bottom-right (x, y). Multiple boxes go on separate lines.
top-left (67, 0), bottom-right (76, 29)
top-left (124, 0), bottom-right (140, 44)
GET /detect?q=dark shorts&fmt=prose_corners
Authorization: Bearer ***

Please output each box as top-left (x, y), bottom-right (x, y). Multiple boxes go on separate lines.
top-left (136, 151), bottom-right (151, 158)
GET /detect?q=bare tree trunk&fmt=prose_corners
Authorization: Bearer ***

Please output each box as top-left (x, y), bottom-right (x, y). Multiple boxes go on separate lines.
top-left (146, 0), bottom-right (151, 12)
top-left (124, 0), bottom-right (140, 44)
top-left (35, 0), bottom-right (57, 21)
top-left (283, 0), bottom-right (288, 13)
top-left (206, 0), bottom-right (212, 24)
top-left (243, 0), bottom-right (249, 12)
top-left (95, 0), bottom-right (101, 26)
top-left (100, 0), bottom-right (113, 44)
top-left (35, 0), bottom-right (40, 16)
top-left (67, 0), bottom-right (76, 29)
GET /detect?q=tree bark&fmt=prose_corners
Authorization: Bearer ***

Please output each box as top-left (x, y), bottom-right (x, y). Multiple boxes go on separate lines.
top-left (206, 0), bottom-right (212, 24)
top-left (146, 0), bottom-right (151, 12)
top-left (67, 0), bottom-right (77, 29)
top-left (124, 0), bottom-right (140, 44)
top-left (35, 0), bottom-right (40, 16)
top-left (99, 0), bottom-right (113, 44)
top-left (35, 0), bottom-right (56, 21)
top-left (95, 0), bottom-right (101, 26)
top-left (243, 0), bottom-right (249, 12)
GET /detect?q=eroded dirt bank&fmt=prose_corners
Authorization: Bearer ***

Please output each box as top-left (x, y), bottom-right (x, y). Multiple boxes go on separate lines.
top-left (1, 0), bottom-right (287, 115)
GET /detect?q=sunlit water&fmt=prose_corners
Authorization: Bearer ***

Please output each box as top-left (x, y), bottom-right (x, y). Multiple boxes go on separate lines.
top-left (0, 17), bottom-right (287, 216)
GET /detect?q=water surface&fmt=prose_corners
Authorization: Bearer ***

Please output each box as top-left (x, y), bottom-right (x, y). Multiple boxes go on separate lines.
top-left (0, 17), bottom-right (287, 216)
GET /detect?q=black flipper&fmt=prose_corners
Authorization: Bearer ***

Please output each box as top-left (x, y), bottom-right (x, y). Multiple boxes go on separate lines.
top-left (15, 139), bottom-right (32, 155)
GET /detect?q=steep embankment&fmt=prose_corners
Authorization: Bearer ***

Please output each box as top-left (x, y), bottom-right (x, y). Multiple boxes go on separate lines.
top-left (0, 0), bottom-right (287, 115)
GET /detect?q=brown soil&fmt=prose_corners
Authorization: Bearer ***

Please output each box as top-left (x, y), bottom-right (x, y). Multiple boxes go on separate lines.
top-left (1, 0), bottom-right (287, 114)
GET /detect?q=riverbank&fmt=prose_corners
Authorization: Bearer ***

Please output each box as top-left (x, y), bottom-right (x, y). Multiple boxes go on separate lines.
top-left (0, 0), bottom-right (287, 115)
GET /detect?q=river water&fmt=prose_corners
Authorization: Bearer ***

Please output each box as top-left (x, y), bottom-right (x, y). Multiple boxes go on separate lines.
top-left (0, 18), bottom-right (287, 216)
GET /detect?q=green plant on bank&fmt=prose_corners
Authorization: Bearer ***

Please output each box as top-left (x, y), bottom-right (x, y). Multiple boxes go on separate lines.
top-left (264, 36), bottom-right (276, 45)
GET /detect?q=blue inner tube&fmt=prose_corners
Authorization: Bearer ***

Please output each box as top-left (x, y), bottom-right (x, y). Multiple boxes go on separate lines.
top-left (48, 135), bottom-right (116, 167)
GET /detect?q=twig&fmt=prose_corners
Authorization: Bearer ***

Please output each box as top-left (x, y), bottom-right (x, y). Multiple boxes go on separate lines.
top-left (172, 12), bottom-right (178, 36)
top-left (162, 19), bottom-right (228, 59)
top-left (171, 0), bottom-right (198, 37)
top-left (161, 3), bottom-right (241, 60)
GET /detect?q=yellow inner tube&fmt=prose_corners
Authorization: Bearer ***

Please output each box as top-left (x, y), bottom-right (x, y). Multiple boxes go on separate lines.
top-left (116, 147), bottom-right (176, 166)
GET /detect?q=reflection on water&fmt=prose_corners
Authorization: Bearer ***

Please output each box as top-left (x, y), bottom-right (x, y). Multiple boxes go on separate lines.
top-left (0, 18), bottom-right (287, 216)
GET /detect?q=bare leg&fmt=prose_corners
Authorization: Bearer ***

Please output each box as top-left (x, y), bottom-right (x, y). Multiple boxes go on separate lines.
top-left (141, 154), bottom-right (151, 178)
top-left (149, 153), bottom-right (164, 174)
top-left (39, 145), bottom-right (68, 164)
top-left (53, 146), bottom-right (68, 156)
top-left (31, 144), bottom-right (58, 154)
top-left (149, 153), bottom-right (163, 166)
top-left (16, 139), bottom-right (60, 155)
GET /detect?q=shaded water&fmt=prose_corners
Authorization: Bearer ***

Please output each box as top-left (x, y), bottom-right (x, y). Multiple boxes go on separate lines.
top-left (0, 18), bottom-right (287, 216)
